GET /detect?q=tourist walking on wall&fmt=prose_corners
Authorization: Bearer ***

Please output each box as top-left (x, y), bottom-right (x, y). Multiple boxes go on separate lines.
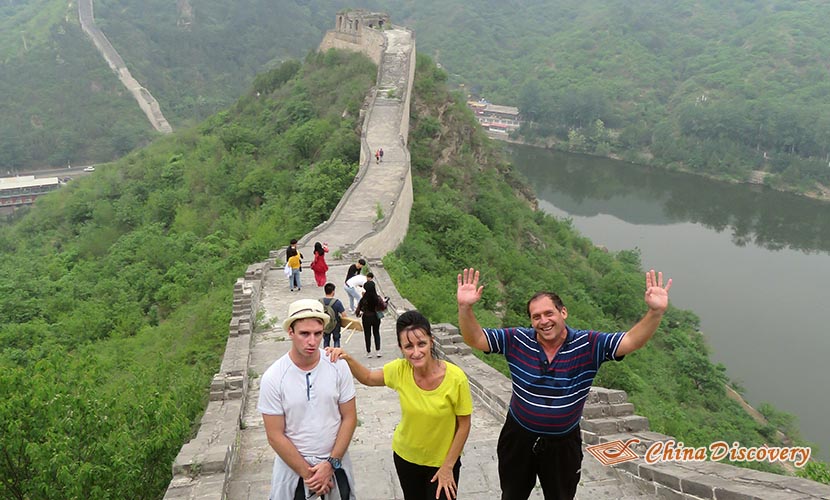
top-left (345, 272), bottom-right (370, 299)
top-left (378, 147), bottom-right (384, 162)
top-left (456, 268), bottom-right (672, 500)
top-left (286, 238), bottom-right (301, 261)
top-left (327, 310), bottom-right (472, 500)
top-left (286, 239), bottom-right (303, 291)
top-left (287, 251), bottom-right (302, 292)
top-left (344, 258), bottom-right (366, 311)
top-left (321, 283), bottom-right (346, 348)
top-left (355, 280), bottom-right (384, 358)
top-left (375, 149), bottom-right (381, 164)
top-left (258, 299), bottom-right (357, 499)
top-left (310, 241), bottom-right (329, 287)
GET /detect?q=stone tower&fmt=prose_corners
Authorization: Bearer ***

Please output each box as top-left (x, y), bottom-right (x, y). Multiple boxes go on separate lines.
top-left (335, 9), bottom-right (390, 36)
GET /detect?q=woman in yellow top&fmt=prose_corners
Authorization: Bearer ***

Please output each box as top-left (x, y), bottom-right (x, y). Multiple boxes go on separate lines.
top-left (287, 252), bottom-right (302, 292)
top-left (327, 310), bottom-right (472, 499)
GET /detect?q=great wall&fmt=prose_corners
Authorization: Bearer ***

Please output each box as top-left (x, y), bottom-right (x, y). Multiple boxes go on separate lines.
top-left (162, 11), bottom-right (830, 500)
top-left (78, 0), bottom-right (173, 134)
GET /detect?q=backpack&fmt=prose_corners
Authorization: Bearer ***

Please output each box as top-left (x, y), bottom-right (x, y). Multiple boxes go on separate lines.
top-left (319, 298), bottom-right (339, 334)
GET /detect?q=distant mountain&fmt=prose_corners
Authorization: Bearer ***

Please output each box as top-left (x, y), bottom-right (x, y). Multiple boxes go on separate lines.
top-left (404, 0), bottom-right (830, 194)
top-left (0, 0), bottom-right (350, 169)
top-left (4, 0), bottom-right (830, 196)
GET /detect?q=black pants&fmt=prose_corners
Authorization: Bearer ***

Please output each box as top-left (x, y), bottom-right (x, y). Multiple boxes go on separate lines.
top-left (293, 469), bottom-right (351, 500)
top-left (362, 313), bottom-right (381, 352)
top-left (323, 329), bottom-right (341, 348)
top-left (497, 413), bottom-right (583, 500)
top-left (394, 452), bottom-right (461, 500)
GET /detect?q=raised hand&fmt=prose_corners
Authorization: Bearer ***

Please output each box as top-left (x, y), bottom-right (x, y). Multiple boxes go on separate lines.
top-left (644, 270), bottom-right (672, 313)
top-left (457, 268), bottom-right (484, 307)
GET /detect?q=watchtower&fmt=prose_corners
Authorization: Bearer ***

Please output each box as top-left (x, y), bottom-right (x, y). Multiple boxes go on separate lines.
top-left (335, 9), bottom-right (390, 36)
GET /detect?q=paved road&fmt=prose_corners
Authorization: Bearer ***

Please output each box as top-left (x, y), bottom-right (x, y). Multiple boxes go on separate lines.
top-left (1, 166), bottom-right (95, 180)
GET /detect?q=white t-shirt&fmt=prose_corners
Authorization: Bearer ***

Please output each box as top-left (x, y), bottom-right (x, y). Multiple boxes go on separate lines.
top-left (258, 349), bottom-right (356, 457)
top-left (345, 274), bottom-right (367, 290)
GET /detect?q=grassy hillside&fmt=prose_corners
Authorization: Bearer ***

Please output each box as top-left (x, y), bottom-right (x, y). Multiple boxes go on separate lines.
top-left (0, 0), bottom-right (349, 170)
top-left (90, 0), bottom-right (344, 123)
top-left (0, 1), bottom-right (153, 168)
top-left (0, 49), bottom-right (375, 499)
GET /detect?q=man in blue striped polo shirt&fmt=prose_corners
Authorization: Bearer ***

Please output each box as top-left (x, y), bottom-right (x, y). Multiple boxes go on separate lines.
top-left (457, 268), bottom-right (672, 500)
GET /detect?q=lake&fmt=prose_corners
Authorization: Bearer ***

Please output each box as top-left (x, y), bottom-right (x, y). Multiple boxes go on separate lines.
top-left (509, 143), bottom-right (830, 460)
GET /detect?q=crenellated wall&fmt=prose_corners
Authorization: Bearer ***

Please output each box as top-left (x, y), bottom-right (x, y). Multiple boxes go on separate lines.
top-left (78, 0), bottom-right (173, 133)
top-left (164, 263), bottom-right (268, 499)
top-left (301, 13), bottom-right (416, 260)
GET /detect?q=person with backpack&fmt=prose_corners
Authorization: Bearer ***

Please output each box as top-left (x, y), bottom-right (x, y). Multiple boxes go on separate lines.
top-left (321, 283), bottom-right (346, 348)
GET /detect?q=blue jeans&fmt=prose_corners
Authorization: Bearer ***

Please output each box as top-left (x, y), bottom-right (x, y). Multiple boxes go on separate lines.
top-left (345, 285), bottom-right (361, 309)
top-left (324, 329), bottom-right (342, 348)
top-left (290, 269), bottom-right (301, 290)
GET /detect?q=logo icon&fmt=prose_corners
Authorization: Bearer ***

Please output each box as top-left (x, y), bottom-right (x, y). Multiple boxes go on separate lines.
top-left (586, 438), bottom-right (640, 466)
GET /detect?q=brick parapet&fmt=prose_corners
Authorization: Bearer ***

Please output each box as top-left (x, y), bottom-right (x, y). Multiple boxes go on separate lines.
top-left (163, 261), bottom-right (267, 499)
top-left (352, 26), bottom-right (415, 257)
top-left (435, 347), bottom-right (830, 499)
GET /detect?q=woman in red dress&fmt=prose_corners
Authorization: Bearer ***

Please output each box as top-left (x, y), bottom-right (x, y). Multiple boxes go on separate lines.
top-left (309, 241), bottom-right (329, 287)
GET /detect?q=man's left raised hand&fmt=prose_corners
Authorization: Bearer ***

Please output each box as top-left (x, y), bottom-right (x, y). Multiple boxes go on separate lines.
top-left (644, 269), bottom-right (672, 313)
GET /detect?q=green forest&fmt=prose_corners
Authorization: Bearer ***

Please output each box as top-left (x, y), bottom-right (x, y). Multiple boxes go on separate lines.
top-left (2, 2), bottom-right (830, 495)
top-left (0, 1), bottom-right (153, 168)
top-left (4, 0), bottom-right (830, 199)
top-left (1, 40), bottom-right (828, 497)
top-left (0, 49), bottom-right (376, 499)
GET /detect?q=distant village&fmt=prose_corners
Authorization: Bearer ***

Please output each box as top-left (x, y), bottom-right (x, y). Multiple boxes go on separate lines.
top-left (466, 98), bottom-right (521, 136)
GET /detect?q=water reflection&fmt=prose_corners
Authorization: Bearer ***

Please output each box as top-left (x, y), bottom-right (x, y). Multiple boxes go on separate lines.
top-left (509, 144), bottom-right (830, 254)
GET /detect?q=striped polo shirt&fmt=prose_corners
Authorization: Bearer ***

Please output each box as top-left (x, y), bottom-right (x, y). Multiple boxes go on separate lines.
top-left (483, 325), bottom-right (626, 435)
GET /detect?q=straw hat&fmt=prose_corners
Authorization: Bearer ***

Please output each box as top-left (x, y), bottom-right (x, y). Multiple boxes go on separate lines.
top-left (282, 299), bottom-right (331, 332)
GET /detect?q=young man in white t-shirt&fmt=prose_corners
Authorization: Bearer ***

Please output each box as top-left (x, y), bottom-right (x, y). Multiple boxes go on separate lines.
top-left (258, 299), bottom-right (358, 499)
